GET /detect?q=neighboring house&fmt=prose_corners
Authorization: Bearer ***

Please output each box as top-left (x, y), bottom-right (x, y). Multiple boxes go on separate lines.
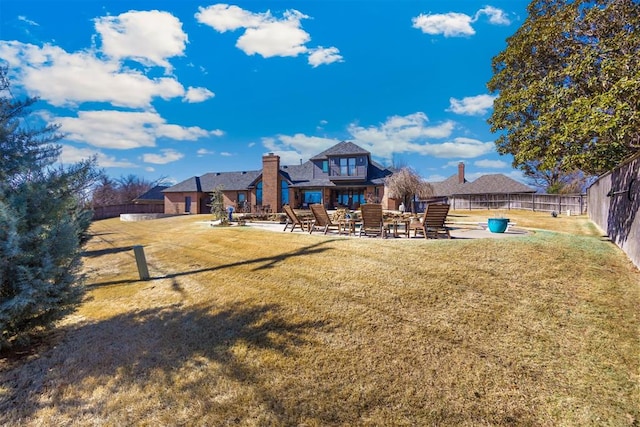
top-left (133, 185), bottom-right (169, 206)
top-left (163, 141), bottom-right (396, 214)
top-left (431, 162), bottom-right (536, 197)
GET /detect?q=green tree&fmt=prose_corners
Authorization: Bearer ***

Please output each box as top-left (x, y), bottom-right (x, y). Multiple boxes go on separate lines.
top-left (488, 0), bottom-right (640, 176)
top-left (385, 167), bottom-right (433, 213)
top-left (0, 69), bottom-right (98, 349)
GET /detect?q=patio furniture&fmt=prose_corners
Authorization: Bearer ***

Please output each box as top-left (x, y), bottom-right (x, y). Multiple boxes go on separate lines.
top-left (282, 204), bottom-right (311, 232)
top-left (358, 203), bottom-right (386, 238)
top-left (309, 204), bottom-right (342, 234)
top-left (409, 203), bottom-right (451, 239)
top-left (385, 217), bottom-right (410, 238)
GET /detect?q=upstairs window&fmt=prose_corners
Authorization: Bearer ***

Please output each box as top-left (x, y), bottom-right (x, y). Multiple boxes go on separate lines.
top-left (339, 157), bottom-right (357, 176)
top-left (322, 160), bottom-right (329, 173)
top-left (348, 158), bottom-right (356, 176)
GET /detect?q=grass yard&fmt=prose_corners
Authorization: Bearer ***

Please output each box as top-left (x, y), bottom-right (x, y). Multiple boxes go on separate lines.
top-left (1, 211), bottom-right (639, 426)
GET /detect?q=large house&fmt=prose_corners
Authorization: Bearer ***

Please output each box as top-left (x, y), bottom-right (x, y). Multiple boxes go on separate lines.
top-left (162, 141), bottom-right (535, 215)
top-left (163, 141), bottom-right (395, 214)
top-left (431, 162), bottom-right (535, 197)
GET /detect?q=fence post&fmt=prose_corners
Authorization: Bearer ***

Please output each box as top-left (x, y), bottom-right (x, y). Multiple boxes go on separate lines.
top-left (532, 193), bottom-right (535, 212)
top-left (133, 245), bottom-right (150, 280)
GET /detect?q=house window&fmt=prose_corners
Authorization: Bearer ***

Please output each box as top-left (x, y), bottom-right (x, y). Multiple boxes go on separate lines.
top-left (281, 180), bottom-right (289, 206)
top-left (322, 160), bottom-right (329, 173)
top-left (303, 190), bottom-right (322, 206)
top-left (339, 158), bottom-right (357, 176)
top-left (349, 158), bottom-right (356, 176)
top-left (256, 181), bottom-right (262, 205)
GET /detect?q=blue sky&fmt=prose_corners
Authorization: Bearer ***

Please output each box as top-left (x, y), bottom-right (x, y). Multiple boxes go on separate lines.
top-left (0, 1), bottom-right (529, 185)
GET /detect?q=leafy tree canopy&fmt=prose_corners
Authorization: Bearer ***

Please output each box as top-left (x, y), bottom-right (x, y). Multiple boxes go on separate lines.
top-left (488, 0), bottom-right (640, 176)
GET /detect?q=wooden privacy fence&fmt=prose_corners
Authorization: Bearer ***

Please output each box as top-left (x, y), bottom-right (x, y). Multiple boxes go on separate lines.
top-left (441, 193), bottom-right (587, 214)
top-left (92, 203), bottom-right (164, 220)
top-left (587, 152), bottom-right (640, 270)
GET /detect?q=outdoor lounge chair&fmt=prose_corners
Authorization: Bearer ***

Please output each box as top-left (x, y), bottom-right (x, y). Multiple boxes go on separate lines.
top-left (282, 204), bottom-right (309, 232)
top-left (309, 204), bottom-right (342, 234)
top-left (409, 203), bottom-right (451, 239)
top-left (358, 203), bottom-right (386, 238)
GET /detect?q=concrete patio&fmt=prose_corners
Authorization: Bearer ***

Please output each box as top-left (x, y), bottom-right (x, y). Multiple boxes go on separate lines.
top-left (240, 220), bottom-right (530, 239)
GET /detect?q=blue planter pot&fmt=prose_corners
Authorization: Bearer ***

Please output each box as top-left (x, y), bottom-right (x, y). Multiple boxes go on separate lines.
top-left (488, 218), bottom-right (509, 233)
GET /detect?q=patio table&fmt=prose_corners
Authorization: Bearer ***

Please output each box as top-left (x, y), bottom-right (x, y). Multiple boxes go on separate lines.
top-left (339, 218), bottom-right (359, 236)
top-left (384, 218), bottom-right (410, 238)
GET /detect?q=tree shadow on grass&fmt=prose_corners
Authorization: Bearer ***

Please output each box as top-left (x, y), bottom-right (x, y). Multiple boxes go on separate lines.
top-left (86, 239), bottom-right (340, 289)
top-left (0, 302), bottom-right (332, 424)
top-left (82, 246), bottom-right (135, 257)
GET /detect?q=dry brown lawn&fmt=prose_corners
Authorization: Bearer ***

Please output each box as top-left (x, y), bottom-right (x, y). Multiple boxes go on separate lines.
top-left (1, 211), bottom-right (638, 426)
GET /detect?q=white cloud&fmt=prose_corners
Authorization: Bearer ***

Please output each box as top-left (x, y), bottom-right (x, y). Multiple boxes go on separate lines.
top-left (412, 12), bottom-right (475, 37)
top-left (183, 86), bottom-right (215, 103)
top-left (197, 148), bottom-right (215, 156)
top-left (0, 41), bottom-right (185, 108)
top-left (263, 112), bottom-right (493, 165)
top-left (50, 110), bottom-right (220, 149)
top-left (195, 4), bottom-right (265, 32)
top-left (94, 10), bottom-right (188, 72)
top-left (237, 12), bottom-right (310, 58)
top-left (263, 134), bottom-right (338, 164)
top-left (143, 149), bottom-right (184, 164)
top-left (412, 6), bottom-right (510, 37)
top-left (59, 145), bottom-right (137, 168)
top-left (474, 159), bottom-right (508, 168)
top-left (347, 113), bottom-right (459, 159)
top-left (475, 6), bottom-right (511, 25)
top-left (220, 152), bottom-right (233, 157)
top-left (448, 94), bottom-right (496, 115)
top-left (196, 5), bottom-right (340, 66)
top-left (18, 16), bottom-right (39, 26)
top-left (308, 46), bottom-right (343, 67)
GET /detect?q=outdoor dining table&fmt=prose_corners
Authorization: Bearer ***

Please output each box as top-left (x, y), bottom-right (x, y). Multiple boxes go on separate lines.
top-left (338, 217), bottom-right (359, 236)
top-left (384, 217), bottom-right (411, 238)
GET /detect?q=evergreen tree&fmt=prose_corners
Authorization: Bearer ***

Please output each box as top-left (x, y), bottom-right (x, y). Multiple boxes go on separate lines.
top-left (0, 69), bottom-right (98, 349)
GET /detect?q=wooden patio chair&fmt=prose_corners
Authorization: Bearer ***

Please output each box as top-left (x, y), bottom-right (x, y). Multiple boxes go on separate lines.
top-left (409, 203), bottom-right (451, 239)
top-left (309, 204), bottom-right (342, 234)
top-left (282, 204), bottom-right (308, 232)
top-left (358, 203), bottom-right (386, 238)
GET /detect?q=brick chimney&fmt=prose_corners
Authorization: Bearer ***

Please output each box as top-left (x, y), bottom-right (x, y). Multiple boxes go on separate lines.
top-left (458, 162), bottom-right (465, 184)
top-left (262, 153), bottom-right (280, 211)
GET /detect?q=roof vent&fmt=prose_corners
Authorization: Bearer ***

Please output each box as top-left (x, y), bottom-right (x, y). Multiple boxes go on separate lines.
top-left (216, 172), bottom-right (221, 176)
top-left (242, 171), bottom-right (246, 174)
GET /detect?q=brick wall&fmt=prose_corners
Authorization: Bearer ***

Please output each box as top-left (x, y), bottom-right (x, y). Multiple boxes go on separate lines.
top-left (262, 153), bottom-right (281, 212)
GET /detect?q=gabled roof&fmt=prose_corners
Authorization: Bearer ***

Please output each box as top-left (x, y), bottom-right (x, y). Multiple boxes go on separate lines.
top-left (134, 185), bottom-right (169, 201)
top-left (163, 141), bottom-right (393, 193)
top-left (164, 170), bottom-right (261, 193)
top-left (310, 141), bottom-right (370, 160)
top-left (432, 173), bottom-right (535, 196)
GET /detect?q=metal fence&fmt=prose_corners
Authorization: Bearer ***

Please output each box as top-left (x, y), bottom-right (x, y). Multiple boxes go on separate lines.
top-left (442, 193), bottom-right (587, 215)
